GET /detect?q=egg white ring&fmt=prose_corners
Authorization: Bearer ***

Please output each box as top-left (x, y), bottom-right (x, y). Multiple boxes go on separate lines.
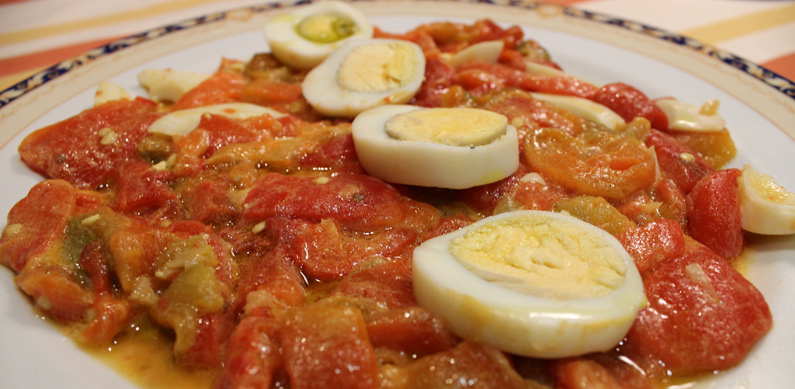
top-left (302, 39), bottom-right (426, 117)
top-left (412, 210), bottom-right (646, 358)
top-left (263, 1), bottom-right (374, 70)
top-left (352, 105), bottom-right (520, 189)
top-left (148, 103), bottom-right (287, 136)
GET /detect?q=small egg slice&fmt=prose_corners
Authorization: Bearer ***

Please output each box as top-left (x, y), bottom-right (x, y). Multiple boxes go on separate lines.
top-left (263, 1), bottom-right (373, 69)
top-left (655, 98), bottom-right (726, 132)
top-left (413, 210), bottom-right (647, 358)
top-left (450, 40), bottom-right (504, 67)
top-left (302, 38), bottom-right (426, 117)
top-left (525, 62), bottom-right (597, 86)
top-left (137, 68), bottom-right (212, 103)
top-left (148, 103), bottom-right (287, 136)
top-left (352, 104), bottom-right (519, 189)
top-left (738, 164), bottom-right (795, 235)
top-left (530, 93), bottom-right (625, 131)
top-left (94, 81), bottom-right (132, 106)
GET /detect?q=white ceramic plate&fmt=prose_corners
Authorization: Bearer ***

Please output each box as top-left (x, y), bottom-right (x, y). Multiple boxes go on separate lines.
top-left (0, 1), bottom-right (793, 388)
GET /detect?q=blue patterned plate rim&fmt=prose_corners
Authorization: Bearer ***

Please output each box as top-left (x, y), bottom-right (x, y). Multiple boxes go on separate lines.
top-left (1, 0), bottom-right (793, 110)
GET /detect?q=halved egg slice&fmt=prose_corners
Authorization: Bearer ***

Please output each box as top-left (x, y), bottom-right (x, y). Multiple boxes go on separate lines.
top-left (738, 164), bottom-right (795, 235)
top-left (302, 38), bottom-right (426, 117)
top-left (449, 40), bottom-right (504, 67)
top-left (530, 93), bottom-right (625, 131)
top-left (94, 81), bottom-right (132, 106)
top-left (352, 104), bottom-right (519, 189)
top-left (263, 1), bottom-right (373, 69)
top-left (655, 98), bottom-right (726, 132)
top-left (413, 210), bottom-right (647, 358)
top-left (148, 103), bottom-right (287, 136)
top-left (137, 68), bottom-right (211, 103)
top-left (525, 62), bottom-right (596, 87)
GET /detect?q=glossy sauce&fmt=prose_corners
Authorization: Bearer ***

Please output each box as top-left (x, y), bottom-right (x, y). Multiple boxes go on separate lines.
top-left (83, 322), bottom-right (217, 389)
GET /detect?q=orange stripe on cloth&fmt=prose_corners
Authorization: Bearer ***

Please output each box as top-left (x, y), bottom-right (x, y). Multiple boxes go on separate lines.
top-left (0, 36), bottom-right (124, 78)
top-left (761, 52), bottom-right (795, 83)
top-left (0, 0), bottom-right (34, 5)
top-left (0, 0), bottom-right (224, 46)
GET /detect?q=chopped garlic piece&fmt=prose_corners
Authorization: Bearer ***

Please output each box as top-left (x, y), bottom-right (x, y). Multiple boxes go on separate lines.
top-left (251, 222), bottom-right (267, 234)
top-left (81, 214), bottom-right (100, 226)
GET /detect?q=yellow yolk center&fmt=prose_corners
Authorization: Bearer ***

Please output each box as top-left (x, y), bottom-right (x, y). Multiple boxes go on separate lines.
top-left (384, 108), bottom-right (508, 147)
top-left (296, 13), bottom-right (357, 43)
top-left (335, 42), bottom-right (419, 93)
top-left (448, 213), bottom-right (627, 299)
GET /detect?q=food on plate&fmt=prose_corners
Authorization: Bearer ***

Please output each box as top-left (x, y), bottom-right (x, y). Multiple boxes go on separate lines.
top-left (449, 39), bottom-right (504, 67)
top-left (94, 81), bottom-right (132, 105)
top-left (413, 210), bottom-right (646, 358)
top-left (302, 38), bottom-right (426, 116)
top-left (0, 3), bottom-right (784, 388)
top-left (138, 68), bottom-right (213, 103)
top-left (148, 102), bottom-right (288, 136)
top-left (655, 98), bottom-right (726, 132)
top-left (738, 164), bottom-right (795, 235)
top-left (351, 104), bottom-right (519, 188)
top-left (529, 93), bottom-right (625, 131)
top-left (263, 0), bottom-right (373, 69)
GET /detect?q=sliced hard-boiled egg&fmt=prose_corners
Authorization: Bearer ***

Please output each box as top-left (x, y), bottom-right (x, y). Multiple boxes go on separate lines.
top-left (738, 164), bottom-right (795, 235)
top-left (352, 104), bottom-right (519, 189)
top-left (450, 40), bottom-right (504, 67)
top-left (525, 62), bottom-right (596, 86)
top-left (94, 81), bottom-right (132, 106)
top-left (137, 68), bottom-right (212, 103)
top-left (148, 103), bottom-right (287, 136)
top-left (263, 1), bottom-right (373, 69)
top-left (525, 61), bottom-right (567, 78)
top-left (302, 38), bottom-right (426, 117)
top-left (655, 98), bottom-right (726, 132)
top-left (413, 210), bottom-right (647, 358)
top-left (531, 93), bottom-right (625, 131)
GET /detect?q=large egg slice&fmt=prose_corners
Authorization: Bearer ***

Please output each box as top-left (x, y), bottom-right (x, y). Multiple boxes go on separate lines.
top-left (263, 1), bottom-right (373, 69)
top-left (302, 39), bottom-right (426, 117)
top-left (413, 210), bottom-right (647, 358)
top-left (352, 104), bottom-right (519, 189)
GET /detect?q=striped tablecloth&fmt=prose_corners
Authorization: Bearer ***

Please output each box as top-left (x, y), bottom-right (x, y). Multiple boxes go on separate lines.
top-left (1, 0), bottom-right (793, 92)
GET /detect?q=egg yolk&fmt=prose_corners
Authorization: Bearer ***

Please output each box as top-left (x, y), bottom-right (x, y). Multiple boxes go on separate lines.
top-left (295, 13), bottom-right (357, 43)
top-left (384, 108), bottom-right (508, 147)
top-left (336, 42), bottom-right (420, 93)
top-left (448, 214), bottom-right (627, 299)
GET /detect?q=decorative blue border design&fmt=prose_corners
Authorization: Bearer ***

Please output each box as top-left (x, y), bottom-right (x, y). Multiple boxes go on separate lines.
top-left (0, 11), bottom-right (227, 110)
top-left (1, 0), bottom-right (793, 110)
top-left (560, 6), bottom-right (795, 99)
